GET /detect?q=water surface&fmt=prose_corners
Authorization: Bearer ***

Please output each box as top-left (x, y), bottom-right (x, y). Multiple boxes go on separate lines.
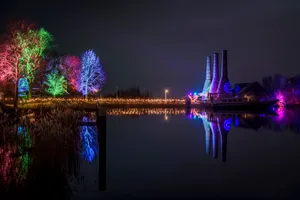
top-left (1, 108), bottom-right (300, 199)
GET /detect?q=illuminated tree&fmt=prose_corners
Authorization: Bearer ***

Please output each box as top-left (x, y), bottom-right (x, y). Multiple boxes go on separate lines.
top-left (18, 28), bottom-right (53, 98)
top-left (44, 70), bottom-right (67, 97)
top-left (47, 55), bottom-right (81, 92)
top-left (0, 21), bottom-right (52, 107)
top-left (0, 20), bottom-right (34, 107)
top-left (18, 77), bottom-right (29, 98)
top-left (0, 44), bottom-right (13, 92)
top-left (62, 55), bottom-right (81, 91)
top-left (79, 50), bottom-right (106, 98)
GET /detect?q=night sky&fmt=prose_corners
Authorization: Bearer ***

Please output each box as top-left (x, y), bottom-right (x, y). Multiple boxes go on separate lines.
top-left (1, 0), bottom-right (300, 97)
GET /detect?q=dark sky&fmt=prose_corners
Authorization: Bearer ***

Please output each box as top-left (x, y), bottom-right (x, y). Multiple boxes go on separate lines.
top-left (1, 0), bottom-right (300, 97)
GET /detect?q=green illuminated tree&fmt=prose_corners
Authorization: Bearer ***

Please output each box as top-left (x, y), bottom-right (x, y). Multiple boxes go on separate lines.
top-left (0, 20), bottom-right (35, 108)
top-left (19, 28), bottom-right (53, 98)
top-left (0, 20), bottom-right (53, 107)
top-left (45, 70), bottom-right (67, 97)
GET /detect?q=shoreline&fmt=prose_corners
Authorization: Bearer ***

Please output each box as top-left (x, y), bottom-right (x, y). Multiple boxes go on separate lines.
top-left (17, 103), bottom-right (209, 109)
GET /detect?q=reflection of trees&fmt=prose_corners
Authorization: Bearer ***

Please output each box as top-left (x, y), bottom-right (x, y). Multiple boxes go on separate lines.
top-left (0, 121), bottom-right (32, 192)
top-left (80, 116), bottom-right (98, 162)
top-left (0, 145), bottom-right (18, 189)
top-left (0, 108), bottom-right (87, 199)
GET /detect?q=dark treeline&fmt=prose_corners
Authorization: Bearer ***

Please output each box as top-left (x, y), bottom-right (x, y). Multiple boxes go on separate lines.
top-left (104, 86), bottom-right (152, 98)
top-left (260, 74), bottom-right (300, 105)
top-left (262, 74), bottom-right (300, 94)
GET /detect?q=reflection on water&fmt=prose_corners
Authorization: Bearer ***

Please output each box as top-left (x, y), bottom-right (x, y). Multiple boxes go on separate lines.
top-left (1, 108), bottom-right (300, 199)
top-left (80, 116), bottom-right (98, 163)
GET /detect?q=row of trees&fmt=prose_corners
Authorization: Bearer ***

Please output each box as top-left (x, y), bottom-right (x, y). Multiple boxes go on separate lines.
top-left (0, 20), bottom-right (106, 108)
top-left (105, 86), bottom-right (152, 98)
top-left (261, 74), bottom-right (300, 105)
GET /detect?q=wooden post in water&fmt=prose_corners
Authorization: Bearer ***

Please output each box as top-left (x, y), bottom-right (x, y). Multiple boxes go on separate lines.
top-left (97, 104), bottom-right (106, 191)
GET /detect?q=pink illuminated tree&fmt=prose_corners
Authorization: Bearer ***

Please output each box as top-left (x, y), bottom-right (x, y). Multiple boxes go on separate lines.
top-left (46, 55), bottom-right (81, 92)
top-left (0, 21), bottom-right (34, 107)
top-left (0, 44), bottom-right (14, 91)
top-left (0, 20), bottom-right (53, 106)
top-left (61, 55), bottom-right (81, 91)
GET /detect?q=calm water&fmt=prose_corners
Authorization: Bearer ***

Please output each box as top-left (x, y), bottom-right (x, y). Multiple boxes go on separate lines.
top-left (1, 108), bottom-right (300, 199)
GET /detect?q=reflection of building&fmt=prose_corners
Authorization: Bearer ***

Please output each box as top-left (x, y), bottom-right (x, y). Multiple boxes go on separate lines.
top-left (196, 111), bottom-right (231, 162)
top-left (188, 109), bottom-right (300, 163)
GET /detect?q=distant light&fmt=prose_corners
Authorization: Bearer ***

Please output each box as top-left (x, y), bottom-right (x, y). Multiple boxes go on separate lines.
top-left (194, 92), bottom-right (197, 96)
top-left (189, 93), bottom-right (192, 96)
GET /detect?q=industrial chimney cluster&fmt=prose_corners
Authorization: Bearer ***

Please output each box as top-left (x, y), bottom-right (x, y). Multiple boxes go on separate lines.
top-left (201, 50), bottom-right (231, 98)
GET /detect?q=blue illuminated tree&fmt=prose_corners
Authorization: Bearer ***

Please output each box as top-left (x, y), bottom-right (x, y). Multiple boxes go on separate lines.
top-left (18, 77), bottom-right (29, 98)
top-left (79, 50), bottom-right (106, 99)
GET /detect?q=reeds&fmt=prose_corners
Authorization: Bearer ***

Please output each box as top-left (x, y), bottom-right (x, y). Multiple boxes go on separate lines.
top-left (0, 107), bottom-right (89, 199)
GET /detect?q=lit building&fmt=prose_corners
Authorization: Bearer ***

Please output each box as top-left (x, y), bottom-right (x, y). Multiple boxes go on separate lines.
top-left (200, 50), bottom-right (231, 100)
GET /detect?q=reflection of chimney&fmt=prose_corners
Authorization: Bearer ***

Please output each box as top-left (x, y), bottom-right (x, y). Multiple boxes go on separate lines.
top-left (203, 121), bottom-right (211, 155)
top-left (217, 117), bottom-right (231, 163)
top-left (217, 50), bottom-right (231, 97)
top-left (212, 130), bottom-right (218, 159)
top-left (210, 121), bottom-right (219, 159)
top-left (202, 56), bottom-right (212, 93)
top-left (221, 134), bottom-right (227, 163)
top-left (209, 53), bottom-right (219, 94)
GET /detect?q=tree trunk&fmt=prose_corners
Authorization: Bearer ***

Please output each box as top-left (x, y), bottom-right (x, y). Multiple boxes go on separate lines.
top-left (28, 82), bottom-right (32, 99)
top-left (14, 77), bottom-right (19, 109)
top-left (14, 59), bottom-right (19, 109)
top-left (85, 83), bottom-right (88, 100)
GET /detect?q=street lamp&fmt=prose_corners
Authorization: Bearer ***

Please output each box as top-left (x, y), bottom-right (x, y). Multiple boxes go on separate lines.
top-left (164, 89), bottom-right (169, 101)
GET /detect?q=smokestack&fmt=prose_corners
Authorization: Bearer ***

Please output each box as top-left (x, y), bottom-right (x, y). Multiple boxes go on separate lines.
top-left (217, 50), bottom-right (231, 96)
top-left (209, 53), bottom-right (219, 93)
top-left (221, 50), bottom-right (228, 78)
top-left (202, 56), bottom-right (212, 93)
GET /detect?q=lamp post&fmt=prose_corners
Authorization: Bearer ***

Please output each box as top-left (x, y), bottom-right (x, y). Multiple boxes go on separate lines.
top-left (164, 89), bottom-right (169, 101)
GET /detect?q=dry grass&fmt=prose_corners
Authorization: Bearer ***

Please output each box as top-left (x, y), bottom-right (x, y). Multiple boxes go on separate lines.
top-left (0, 108), bottom-right (89, 199)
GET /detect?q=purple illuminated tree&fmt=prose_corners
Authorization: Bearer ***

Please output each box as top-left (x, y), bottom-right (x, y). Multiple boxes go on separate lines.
top-left (79, 50), bottom-right (105, 99)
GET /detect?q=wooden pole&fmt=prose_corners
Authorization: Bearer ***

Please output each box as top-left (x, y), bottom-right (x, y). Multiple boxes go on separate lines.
top-left (97, 105), bottom-right (106, 191)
